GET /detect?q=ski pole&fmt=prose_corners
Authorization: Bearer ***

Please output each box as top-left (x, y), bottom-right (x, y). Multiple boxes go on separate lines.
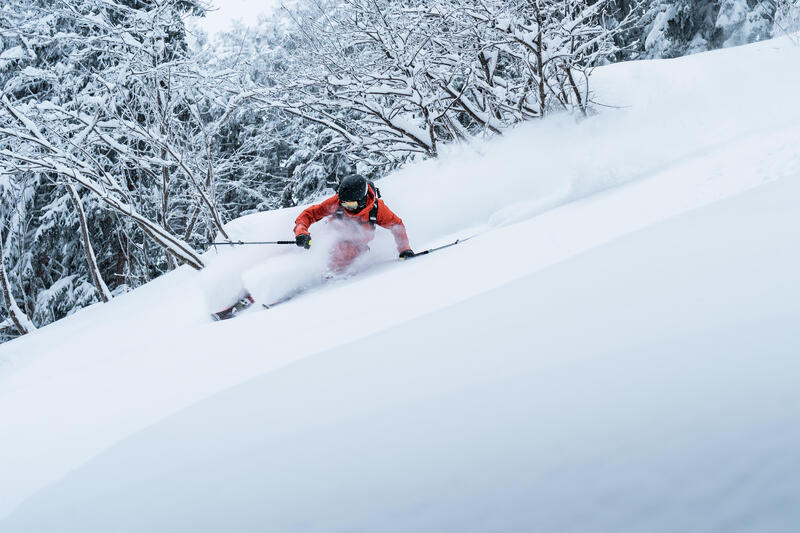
top-left (406, 236), bottom-right (474, 259)
top-left (211, 240), bottom-right (296, 246)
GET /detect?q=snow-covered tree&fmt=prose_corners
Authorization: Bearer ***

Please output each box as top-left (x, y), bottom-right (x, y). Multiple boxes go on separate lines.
top-left (616, 0), bottom-right (799, 59)
top-left (774, 0), bottom-right (800, 31)
top-left (0, 0), bottom-right (209, 339)
top-left (247, 0), bottom-right (632, 176)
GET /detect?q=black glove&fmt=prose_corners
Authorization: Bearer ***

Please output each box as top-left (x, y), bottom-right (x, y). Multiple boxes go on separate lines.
top-left (295, 233), bottom-right (311, 249)
top-left (399, 249), bottom-right (415, 260)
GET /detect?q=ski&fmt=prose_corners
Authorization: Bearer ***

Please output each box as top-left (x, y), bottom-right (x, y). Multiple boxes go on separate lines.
top-left (211, 293), bottom-right (255, 321)
top-left (262, 296), bottom-right (295, 310)
top-left (262, 278), bottom-right (332, 310)
top-left (262, 291), bottom-right (302, 310)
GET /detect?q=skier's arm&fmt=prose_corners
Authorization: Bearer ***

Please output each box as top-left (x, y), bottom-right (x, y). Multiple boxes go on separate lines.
top-left (294, 196), bottom-right (339, 237)
top-left (376, 200), bottom-right (411, 253)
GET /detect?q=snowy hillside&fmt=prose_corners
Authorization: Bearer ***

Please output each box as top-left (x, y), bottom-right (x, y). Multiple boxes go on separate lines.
top-left (1, 36), bottom-right (800, 532)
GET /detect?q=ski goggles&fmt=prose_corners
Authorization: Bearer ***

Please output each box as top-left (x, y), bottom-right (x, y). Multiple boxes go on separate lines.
top-left (340, 200), bottom-right (360, 211)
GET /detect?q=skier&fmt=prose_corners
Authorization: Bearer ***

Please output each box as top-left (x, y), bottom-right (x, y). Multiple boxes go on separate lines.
top-left (294, 174), bottom-right (414, 273)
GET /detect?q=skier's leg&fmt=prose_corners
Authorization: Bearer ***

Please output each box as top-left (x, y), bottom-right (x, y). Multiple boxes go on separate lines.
top-left (327, 241), bottom-right (367, 275)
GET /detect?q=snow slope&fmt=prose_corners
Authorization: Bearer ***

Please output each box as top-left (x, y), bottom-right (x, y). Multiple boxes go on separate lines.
top-left (1, 36), bottom-right (800, 531)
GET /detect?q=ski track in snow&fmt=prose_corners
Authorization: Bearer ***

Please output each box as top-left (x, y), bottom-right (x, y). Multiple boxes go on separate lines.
top-left (1, 35), bottom-right (800, 527)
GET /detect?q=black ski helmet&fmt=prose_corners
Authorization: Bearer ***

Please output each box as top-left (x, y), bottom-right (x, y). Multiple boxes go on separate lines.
top-left (338, 174), bottom-right (369, 208)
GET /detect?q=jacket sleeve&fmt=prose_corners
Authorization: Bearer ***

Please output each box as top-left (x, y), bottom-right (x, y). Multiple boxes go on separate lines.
top-left (376, 200), bottom-right (411, 252)
top-left (294, 196), bottom-right (339, 236)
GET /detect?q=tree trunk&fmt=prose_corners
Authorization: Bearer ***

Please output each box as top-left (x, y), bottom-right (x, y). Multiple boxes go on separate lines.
top-left (161, 151), bottom-right (176, 271)
top-left (0, 238), bottom-right (35, 335)
top-left (535, 5), bottom-right (547, 118)
top-left (66, 182), bottom-right (112, 302)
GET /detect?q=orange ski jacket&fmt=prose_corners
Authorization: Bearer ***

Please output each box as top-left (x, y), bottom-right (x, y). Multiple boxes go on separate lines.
top-left (294, 185), bottom-right (411, 252)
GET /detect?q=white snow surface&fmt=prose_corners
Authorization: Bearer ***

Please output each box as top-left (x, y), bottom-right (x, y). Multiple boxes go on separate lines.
top-left (2, 36), bottom-right (800, 531)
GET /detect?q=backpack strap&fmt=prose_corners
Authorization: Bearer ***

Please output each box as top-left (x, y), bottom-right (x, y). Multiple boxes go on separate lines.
top-left (367, 182), bottom-right (380, 228)
top-left (368, 200), bottom-right (378, 229)
top-left (368, 180), bottom-right (381, 198)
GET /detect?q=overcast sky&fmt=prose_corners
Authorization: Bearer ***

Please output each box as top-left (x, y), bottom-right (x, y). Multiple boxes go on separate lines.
top-left (191, 0), bottom-right (287, 35)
